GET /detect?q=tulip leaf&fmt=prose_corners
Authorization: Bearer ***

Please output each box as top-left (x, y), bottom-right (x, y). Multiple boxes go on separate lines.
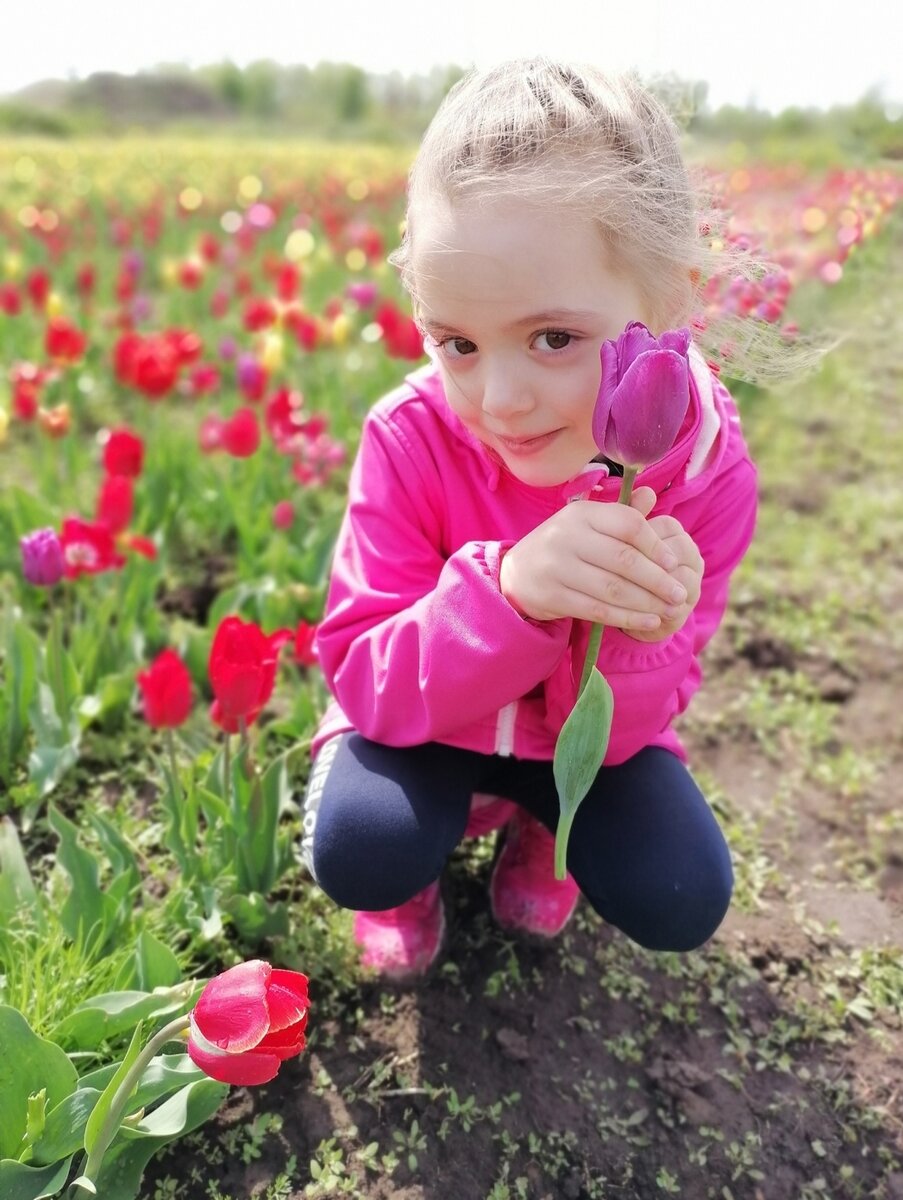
top-left (88, 1079), bottom-right (227, 1200)
top-left (27, 686), bottom-right (81, 798)
top-left (130, 931), bottom-right (183, 992)
top-left (0, 619), bottom-right (41, 786)
top-left (79, 1053), bottom-right (207, 1115)
top-left (83, 1021), bottom-right (145, 1165)
top-left (0, 1006), bottom-right (79, 1161)
top-left (29, 1088), bottom-right (101, 1166)
top-left (49, 987), bottom-right (192, 1052)
top-left (0, 1154), bottom-right (74, 1200)
top-left (0, 816), bottom-right (40, 927)
top-left (552, 666), bottom-right (614, 880)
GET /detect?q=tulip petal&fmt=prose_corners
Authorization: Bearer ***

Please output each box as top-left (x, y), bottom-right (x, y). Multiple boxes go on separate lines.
top-left (257, 1017), bottom-right (308, 1061)
top-left (187, 1035), bottom-right (282, 1086)
top-left (592, 341), bottom-right (621, 452)
top-left (616, 322), bottom-right (658, 373)
top-left (265, 970), bottom-right (310, 1031)
top-left (193, 960), bottom-right (272, 1052)
top-left (608, 351), bottom-right (690, 467)
top-left (659, 327), bottom-right (691, 356)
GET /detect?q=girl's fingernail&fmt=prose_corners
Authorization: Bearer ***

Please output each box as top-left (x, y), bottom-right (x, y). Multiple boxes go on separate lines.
top-left (662, 552), bottom-right (679, 570)
top-left (670, 584), bottom-right (687, 603)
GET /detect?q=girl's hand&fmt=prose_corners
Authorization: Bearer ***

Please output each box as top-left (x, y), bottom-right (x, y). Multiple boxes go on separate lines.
top-left (625, 513), bottom-right (704, 642)
top-left (499, 486), bottom-right (690, 634)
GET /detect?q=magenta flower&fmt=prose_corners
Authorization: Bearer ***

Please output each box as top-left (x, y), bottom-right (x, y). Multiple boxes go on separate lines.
top-left (20, 527), bottom-right (64, 586)
top-left (592, 322), bottom-right (692, 470)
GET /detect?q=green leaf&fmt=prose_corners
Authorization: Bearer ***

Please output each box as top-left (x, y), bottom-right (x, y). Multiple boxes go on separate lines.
top-left (27, 686), bottom-right (81, 798)
top-left (88, 1079), bottom-right (227, 1200)
top-left (79, 1053), bottom-right (207, 1116)
top-left (224, 892), bottom-right (290, 943)
top-left (130, 931), bottom-right (183, 992)
top-left (46, 805), bottom-right (106, 946)
top-left (1, 619), bottom-right (41, 786)
top-left (45, 613), bottom-right (80, 727)
top-left (49, 986), bottom-right (193, 1052)
top-left (29, 1088), bottom-right (100, 1166)
top-left (0, 816), bottom-right (40, 926)
top-left (0, 1006), bottom-right (79, 1161)
top-left (0, 1154), bottom-right (74, 1200)
top-left (83, 1021), bottom-right (146, 1165)
top-left (552, 666), bottom-right (614, 880)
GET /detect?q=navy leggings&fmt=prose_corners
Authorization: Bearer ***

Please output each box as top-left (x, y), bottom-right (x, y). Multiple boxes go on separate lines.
top-left (302, 736), bottom-right (733, 952)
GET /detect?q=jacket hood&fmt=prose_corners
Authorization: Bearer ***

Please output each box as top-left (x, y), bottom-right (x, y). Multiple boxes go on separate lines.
top-left (402, 343), bottom-right (727, 505)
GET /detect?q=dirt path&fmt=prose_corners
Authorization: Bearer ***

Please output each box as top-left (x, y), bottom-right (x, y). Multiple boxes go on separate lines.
top-left (144, 221), bottom-right (903, 1200)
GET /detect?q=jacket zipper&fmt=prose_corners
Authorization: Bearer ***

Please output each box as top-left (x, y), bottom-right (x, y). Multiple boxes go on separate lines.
top-left (494, 701), bottom-right (517, 757)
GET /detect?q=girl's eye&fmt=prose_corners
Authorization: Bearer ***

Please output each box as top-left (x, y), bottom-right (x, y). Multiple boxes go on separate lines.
top-left (439, 337), bottom-right (477, 359)
top-left (535, 330), bottom-right (573, 351)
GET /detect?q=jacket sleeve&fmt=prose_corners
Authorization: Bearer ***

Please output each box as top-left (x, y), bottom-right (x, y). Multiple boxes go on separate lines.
top-left (314, 409), bottom-right (573, 746)
top-left (671, 450), bottom-right (759, 713)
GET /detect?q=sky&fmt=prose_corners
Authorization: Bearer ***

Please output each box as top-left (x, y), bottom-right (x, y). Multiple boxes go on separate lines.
top-left (1, 0), bottom-right (900, 115)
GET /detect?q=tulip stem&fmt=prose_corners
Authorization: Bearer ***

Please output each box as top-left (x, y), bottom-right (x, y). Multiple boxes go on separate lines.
top-left (74, 1015), bottom-right (190, 1194)
top-left (165, 728), bottom-right (180, 799)
top-left (223, 733), bottom-right (233, 817)
top-left (577, 466), bottom-right (640, 697)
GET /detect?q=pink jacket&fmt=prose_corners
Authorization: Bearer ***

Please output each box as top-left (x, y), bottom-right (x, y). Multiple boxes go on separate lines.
top-left (312, 348), bottom-right (757, 765)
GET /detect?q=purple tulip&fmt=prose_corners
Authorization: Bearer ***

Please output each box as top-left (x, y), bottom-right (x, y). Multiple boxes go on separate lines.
top-left (20, 527), bottom-right (64, 587)
top-left (237, 353), bottom-right (265, 395)
top-left (592, 322), bottom-right (692, 470)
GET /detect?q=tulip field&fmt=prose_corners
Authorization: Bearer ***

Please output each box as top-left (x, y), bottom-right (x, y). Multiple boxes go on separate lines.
top-left (1, 136), bottom-right (903, 1199)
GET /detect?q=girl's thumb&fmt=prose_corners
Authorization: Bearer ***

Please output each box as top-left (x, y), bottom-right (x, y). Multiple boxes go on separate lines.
top-left (628, 485), bottom-right (657, 517)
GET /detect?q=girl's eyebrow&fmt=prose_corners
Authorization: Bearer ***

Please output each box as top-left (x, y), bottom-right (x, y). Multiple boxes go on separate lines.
top-left (421, 307), bottom-right (598, 335)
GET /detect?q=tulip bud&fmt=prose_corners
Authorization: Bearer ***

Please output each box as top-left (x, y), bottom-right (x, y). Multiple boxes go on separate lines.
top-left (591, 323), bottom-right (691, 471)
top-left (20, 527), bottom-right (65, 586)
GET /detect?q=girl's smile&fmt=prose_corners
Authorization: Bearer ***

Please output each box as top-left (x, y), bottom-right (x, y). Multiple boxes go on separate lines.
top-left (412, 199), bottom-right (651, 487)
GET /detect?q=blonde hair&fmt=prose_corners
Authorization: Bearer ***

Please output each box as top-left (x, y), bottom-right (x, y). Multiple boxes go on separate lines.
top-left (389, 58), bottom-right (826, 384)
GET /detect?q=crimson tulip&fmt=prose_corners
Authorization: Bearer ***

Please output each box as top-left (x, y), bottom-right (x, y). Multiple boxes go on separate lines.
top-left (96, 474), bottom-right (134, 535)
top-left (592, 322), bottom-right (692, 469)
top-left (137, 649), bottom-right (193, 729)
top-left (45, 316), bottom-right (87, 365)
top-left (59, 517), bottom-right (125, 579)
top-left (187, 960), bottom-right (309, 1086)
top-left (103, 428), bottom-right (145, 477)
top-left (208, 615), bottom-right (292, 733)
top-left (221, 408), bottom-right (261, 458)
top-left (294, 620), bottom-right (318, 667)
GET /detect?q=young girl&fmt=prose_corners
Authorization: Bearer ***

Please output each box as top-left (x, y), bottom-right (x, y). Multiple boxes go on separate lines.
top-left (301, 58), bottom-right (759, 979)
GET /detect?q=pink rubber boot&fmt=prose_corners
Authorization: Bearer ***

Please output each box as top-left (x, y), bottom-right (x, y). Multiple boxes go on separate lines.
top-left (353, 881), bottom-right (445, 979)
top-left (490, 810), bottom-right (580, 937)
top-left (464, 793), bottom-right (517, 839)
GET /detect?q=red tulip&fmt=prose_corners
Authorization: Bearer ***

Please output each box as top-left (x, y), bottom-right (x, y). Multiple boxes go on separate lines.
top-left (221, 408), bottom-right (261, 458)
top-left (46, 317), bottom-right (88, 364)
top-left (243, 297), bottom-right (278, 332)
top-left (208, 616), bottom-right (292, 732)
top-left (103, 428), bottom-right (145, 478)
top-left (96, 475), bottom-right (134, 534)
top-left (60, 517), bottom-right (125, 579)
top-left (0, 283), bottom-right (22, 315)
top-left (187, 960), bottom-right (309, 1086)
top-left (293, 621), bottom-right (318, 667)
top-left (137, 648), bottom-right (193, 728)
top-left (592, 322), bottom-right (692, 470)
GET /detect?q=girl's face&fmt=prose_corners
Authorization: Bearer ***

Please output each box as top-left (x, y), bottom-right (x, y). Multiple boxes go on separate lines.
top-left (411, 198), bottom-right (651, 488)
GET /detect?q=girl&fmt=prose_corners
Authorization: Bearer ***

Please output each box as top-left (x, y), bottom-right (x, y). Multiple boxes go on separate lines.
top-left (301, 58), bottom-right (759, 979)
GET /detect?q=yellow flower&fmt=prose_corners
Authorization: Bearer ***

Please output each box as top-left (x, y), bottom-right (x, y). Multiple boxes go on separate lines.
top-left (0, 404), bottom-right (9, 444)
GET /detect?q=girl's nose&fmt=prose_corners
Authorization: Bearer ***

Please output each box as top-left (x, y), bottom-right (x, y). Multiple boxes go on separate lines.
top-left (480, 367), bottom-right (535, 420)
